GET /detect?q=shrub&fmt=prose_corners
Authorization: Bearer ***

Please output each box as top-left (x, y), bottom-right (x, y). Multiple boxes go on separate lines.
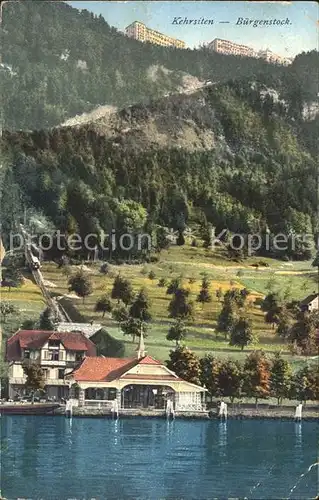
top-left (158, 277), bottom-right (167, 287)
top-left (148, 270), bottom-right (156, 280)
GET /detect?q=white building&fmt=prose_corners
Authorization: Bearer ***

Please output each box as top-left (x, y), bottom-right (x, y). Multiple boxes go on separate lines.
top-left (6, 329), bottom-right (96, 400)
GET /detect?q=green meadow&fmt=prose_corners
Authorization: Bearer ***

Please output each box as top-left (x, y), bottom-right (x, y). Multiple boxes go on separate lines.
top-left (38, 245), bottom-right (316, 369)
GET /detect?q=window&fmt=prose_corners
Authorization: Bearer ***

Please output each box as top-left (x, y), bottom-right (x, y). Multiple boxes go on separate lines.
top-left (24, 350), bottom-right (30, 359)
top-left (75, 352), bottom-right (83, 362)
top-left (48, 339), bottom-right (60, 347)
top-left (51, 350), bottom-right (59, 361)
top-left (58, 369), bottom-right (65, 380)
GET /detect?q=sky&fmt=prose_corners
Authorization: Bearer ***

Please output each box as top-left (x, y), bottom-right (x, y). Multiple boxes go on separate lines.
top-left (68, 1), bottom-right (318, 58)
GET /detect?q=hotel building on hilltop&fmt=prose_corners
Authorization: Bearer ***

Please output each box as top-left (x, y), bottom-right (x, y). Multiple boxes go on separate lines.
top-left (208, 38), bottom-right (256, 58)
top-left (125, 21), bottom-right (186, 49)
top-left (208, 38), bottom-right (291, 65)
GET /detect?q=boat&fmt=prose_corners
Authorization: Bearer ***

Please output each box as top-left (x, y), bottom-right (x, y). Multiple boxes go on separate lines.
top-left (0, 402), bottom-right (61, 415)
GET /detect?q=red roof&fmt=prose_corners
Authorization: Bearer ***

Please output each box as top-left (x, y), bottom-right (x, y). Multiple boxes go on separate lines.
top-left (70, 357), bottom-right (138, 382)
top-left (69, 355), bottom-right (165, 382)
top-left (6, 330), bottom-right (96, 361)
top-left (138, 355), bottom-right (162, 365)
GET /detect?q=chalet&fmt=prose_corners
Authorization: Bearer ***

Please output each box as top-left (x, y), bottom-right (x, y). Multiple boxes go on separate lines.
top-left (300, 293), bottom-right (319, 313)
top-left (66, 334), bottom-right (207, 412)
top-left (6, 330), bottom-right (96, 400)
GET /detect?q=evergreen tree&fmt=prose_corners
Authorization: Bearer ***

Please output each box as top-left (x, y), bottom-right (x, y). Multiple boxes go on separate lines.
top-left (168, 287), bottom-right (194, 321)
top-left (129, 288), bottom-right (152, 322)
top-left (39, 307), bottom-right (55, 330)
top-left (217, 298), bottom-right (237, 339)
top-left (201, 222), bottom-right (213, 249)
top-left (166, 277), bottom-right (181, 295)
top-left (261, 293), bottom-right (281, 329)
top-left (176, 230), bottom-right (185, 246)
top-left (197, 275), bottom-right (212, 305)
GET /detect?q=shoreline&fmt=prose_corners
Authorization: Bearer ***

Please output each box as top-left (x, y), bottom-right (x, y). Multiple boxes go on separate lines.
top-left (58, 406), bottom-right (318, 421)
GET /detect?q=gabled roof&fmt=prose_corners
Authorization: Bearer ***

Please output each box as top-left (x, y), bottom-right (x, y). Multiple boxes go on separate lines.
top-left (69, 355), bottom-right (169, 382)
top-left (300, 293), bottom-right (319, 306)
top-left (138, 355), bottom-right (162, 365)
top-left (6, 330), bottom-right (96, 361)
top-left (68, 356), bottom-right (139, 382)
top-left (68, 355), bottom-right (207, 390)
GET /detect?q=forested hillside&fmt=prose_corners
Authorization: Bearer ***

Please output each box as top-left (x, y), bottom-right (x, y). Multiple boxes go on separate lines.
top-left (2, 76), bottom-right (318, 261)
top-left (1, 1), bottom-right (318, 263)
top-left (1, 1), bottom-right (318, 130)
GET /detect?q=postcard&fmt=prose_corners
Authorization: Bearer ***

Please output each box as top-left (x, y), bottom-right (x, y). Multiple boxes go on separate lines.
top-left (0, 1), bottom-right (318, 499)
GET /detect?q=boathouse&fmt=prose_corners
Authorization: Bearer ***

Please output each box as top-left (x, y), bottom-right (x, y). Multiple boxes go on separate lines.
top-left (66, 335), bottom-right (207, 412)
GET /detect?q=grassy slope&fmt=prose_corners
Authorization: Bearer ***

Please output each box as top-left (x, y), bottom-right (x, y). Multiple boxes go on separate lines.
top-left (40, 245), bottom-right (316, 369)
top-left (1, 273), bottom-right (45, 348)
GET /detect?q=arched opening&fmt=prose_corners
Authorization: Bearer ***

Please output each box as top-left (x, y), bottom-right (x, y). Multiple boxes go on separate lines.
top-left (121, 384), bottom-right (175, 409)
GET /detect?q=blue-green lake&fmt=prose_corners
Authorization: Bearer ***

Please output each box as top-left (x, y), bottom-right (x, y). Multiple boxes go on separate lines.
top-left (1, 416), bottom-right (318, 499)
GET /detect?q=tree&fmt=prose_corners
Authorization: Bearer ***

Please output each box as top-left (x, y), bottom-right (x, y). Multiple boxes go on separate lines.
top-left (68, 270), bottom-right (93, 303)
top-left (168, 287), bottom-right (194, 321)
top-left (216, 288), bottom-right (223, 302)
top-left (217, 299), bottom-right (237, 339)
top-left (218, 359), bottom-right (242, 403)
top-left (112, 304), bottom-right (129, 328)
top-left (291, 365), bottom-right (319, 404)
top-left (111, 275), bottom-right (134, 305)
top-left (312, 251), bottom-right (319, 291)
top-left (166, 346), bottom-right (201, 385)
top-left (176, 230), bottom-right (185, 246)
top-left (166, 319), bottom-right (187, 346)
top-left (276, 306), bottom-right (294, 339)
top-left (197, 275), bottom-right (212, 305)
top-left (269, 353), bottom-right (292, 405)
top-left (166, 277), bottom-right (181, 295)
top-left (22, 362), bottom-right (46, 401)
top-left (289, 311), bottom-right (318, 355)
top-left (229, 316), bottom-right (254, 350)
top-left (21, 319), bottom-right (37, 330)
top-left (242, 351), bottom-right (270, 406)
top-left (3, 265), bottom-right (23, 291)
top-left (39, 307), bottom-right (55, 330)
top-left (95, 295), bottom-right (112, 317)
top-left (121, 316), bottom-right (148, 343)
top-left (199, 355), bottom-right (221, 397)
top-left (261, 293), bottom-right (281, 329)
top-left (201, 222), bottom-right (213, 249)
top-left (0, 302), bottom-right (19, 323)
top-left (130, 288), bottom-right (152, 322)
top-left (116, 199), bottom-right (147, 232)
top-left (155, 226), bottom-right (169, 252)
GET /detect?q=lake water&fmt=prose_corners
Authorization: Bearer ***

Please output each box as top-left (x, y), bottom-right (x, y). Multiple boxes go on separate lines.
top-left (1, 416), bottom-right (318, 499)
